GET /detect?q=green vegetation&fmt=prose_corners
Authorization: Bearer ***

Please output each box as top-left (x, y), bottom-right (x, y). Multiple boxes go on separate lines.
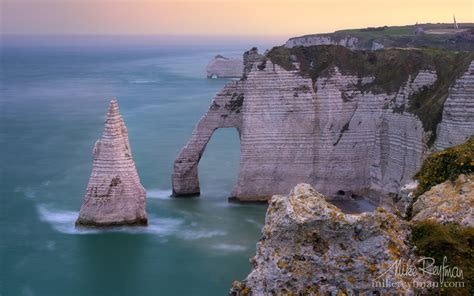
top-left (292, 23), bottom-right (474, 51)
top-left (413, 136), bottom-right (473, 197)
top-left (225, 93), bottom-right (245, 113)
top-left (411, 221), bottom-right (474, 295)
top-left (407, 50), bottom-right (474, 146)
top-left (267, 45), bottom-right (473, 146)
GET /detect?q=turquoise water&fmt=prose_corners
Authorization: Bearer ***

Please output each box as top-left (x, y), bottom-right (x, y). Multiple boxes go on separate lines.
top-left (0, 37), bottom-right (278, 295)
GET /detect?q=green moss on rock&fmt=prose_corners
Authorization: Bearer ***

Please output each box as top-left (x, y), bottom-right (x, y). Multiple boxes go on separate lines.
top-left (413, 136), bottom-right (473, 197)
top-left (411, 221), bottom-right (474, 295)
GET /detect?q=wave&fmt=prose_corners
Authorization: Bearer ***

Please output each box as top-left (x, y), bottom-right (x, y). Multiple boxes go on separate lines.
top-left (15, 186), bottom-right (37, 199)
top-left (36, 204), bottom-right (229, 241)
top-left (211, 243), bottom-right (247, 252)
top-left (37, 204), bottom-right (99, 234)
top-left (245, 218), bottom-right (263, 228)
top-left (129, 79), bottom-right (157, 84)
top-left (178, 229), bottom-right (227, 240)
top-left (146, 188), bottom-right (172, 200)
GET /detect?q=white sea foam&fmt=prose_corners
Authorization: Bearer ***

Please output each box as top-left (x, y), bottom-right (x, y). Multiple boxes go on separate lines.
top-left (15, 187), bottom-right (36, 199)
top-left (142, 217), bottom-right (184, 236)
top-left (36, 204), bottom-right (229, 241)
top-left (245, 218), bottom-right (263, 228)
top-left (212, 243), bottom-right (247, 252)
top-left (146, 188), bottom-right (172, 200)
top-left (40, 180), bottom-right (51, 187)
top-left (130, 79), bottom-right (157, 84)
top-left (37, 204), bottom-right (98, 234)
top-left (178, 229), bottom-right (227, 240)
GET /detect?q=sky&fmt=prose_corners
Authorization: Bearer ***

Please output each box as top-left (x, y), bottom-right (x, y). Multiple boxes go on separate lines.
top-left (1, 0), bottom-right (473, 36)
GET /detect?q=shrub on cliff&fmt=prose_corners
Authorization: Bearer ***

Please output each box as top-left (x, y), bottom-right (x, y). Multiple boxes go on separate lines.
top-left (411, 221), bottom-right (474, 295)
top-left (413, 136), bottom-right (473, 197)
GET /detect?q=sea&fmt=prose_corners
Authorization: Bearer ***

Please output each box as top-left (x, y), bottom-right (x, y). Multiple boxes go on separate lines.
top-left (0, 35), bottom-right (376, 296)
top-left (0, 35), bottom-right (284, 296)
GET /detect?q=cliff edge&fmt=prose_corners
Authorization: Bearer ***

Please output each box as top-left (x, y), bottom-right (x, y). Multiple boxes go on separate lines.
top-left (173, 45), bottom-right (474, 202)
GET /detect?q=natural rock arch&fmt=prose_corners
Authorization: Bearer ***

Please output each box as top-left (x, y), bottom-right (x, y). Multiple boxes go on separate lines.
top-left (172, 81), bottom-right (244, 196)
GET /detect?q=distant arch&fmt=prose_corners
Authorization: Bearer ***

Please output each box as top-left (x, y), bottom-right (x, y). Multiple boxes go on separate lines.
top-left (172, 81), bottom-right (244, 197)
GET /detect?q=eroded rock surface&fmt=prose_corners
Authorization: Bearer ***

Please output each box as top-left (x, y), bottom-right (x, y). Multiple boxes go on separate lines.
top-left (207, 55), bottom-right (244, 78)
top-left (76, 99), bottom-right (147, 226)
top-left (230, 184), bottom-right (416, 295)
top-left (412, 174), bottom-right (474, 226)
top-left (173, 47), bottom-right (474, 201)
top-left (172, 82), bottom-right (244, 196)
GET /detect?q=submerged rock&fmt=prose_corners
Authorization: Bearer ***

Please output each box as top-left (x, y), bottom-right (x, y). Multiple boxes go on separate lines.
top-left (76, 99), bottom-right (147, 227)
top-left (206, 55), bottom-right (243, 78)
top-left (230, 184), bottom-right (419, 295)
top-left (412, 174), bottom-right (473, 226)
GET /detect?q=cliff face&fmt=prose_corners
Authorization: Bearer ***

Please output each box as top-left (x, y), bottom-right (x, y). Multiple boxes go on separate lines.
top-left (229, 184), bottom-right (416, 295)
top-left (172, 82), bottom-right (244, 196)
top-left (285, 23), bottom-right (474, 51)
top-left (206, 55), bottom-right (244, 78)
top-left (434, 61), bottom-right (474, 150)
top-left (286, 35), bottom-right (364, 50)
top-left (77, 99), bottom-right (147, 226)
top-left (172, 46), bottom-right (474, 201)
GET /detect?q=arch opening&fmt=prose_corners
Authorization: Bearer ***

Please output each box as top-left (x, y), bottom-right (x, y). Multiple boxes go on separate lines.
top-left (198, 128), bottom-right (241, 197)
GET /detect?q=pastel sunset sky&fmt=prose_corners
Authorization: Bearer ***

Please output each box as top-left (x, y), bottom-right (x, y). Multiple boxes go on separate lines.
top-left (1, 0), bottom-right (473, 36)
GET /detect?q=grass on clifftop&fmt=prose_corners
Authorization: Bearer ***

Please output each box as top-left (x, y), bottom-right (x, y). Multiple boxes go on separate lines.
top-left (413, 136), bottom-right (474, 197)
top-left (267, 45), bottom-right (473, 145)
top-left (411, 221), bottom-right (474, 295)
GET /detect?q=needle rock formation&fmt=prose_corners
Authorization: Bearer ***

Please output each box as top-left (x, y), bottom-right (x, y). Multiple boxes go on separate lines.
top-left (76, 99), bottom-right (147, 226)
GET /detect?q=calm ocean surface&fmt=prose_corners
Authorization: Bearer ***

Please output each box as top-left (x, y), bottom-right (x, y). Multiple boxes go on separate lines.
top-left (0, 36), bottom-right (280, 296)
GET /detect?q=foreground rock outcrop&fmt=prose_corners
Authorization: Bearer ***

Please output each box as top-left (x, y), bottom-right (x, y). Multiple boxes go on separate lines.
top-left (207, 55), bottom-right (243, 78)
top-left (76, 99), bottom-right (147, 226)
top-left (230, 184), bottom-right (417, 295)
top-left (173, 45), bottom-right (474, 201)
top-left (412, 174), bottom-right (473, 226)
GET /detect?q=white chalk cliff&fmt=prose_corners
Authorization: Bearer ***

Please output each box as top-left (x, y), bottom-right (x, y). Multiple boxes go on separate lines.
top-left (76, 99), bottom-right (147, 226)
top-left (207, 55), bottom-right (244, 78)
top-left (173, 47), bottom-right (474, 202)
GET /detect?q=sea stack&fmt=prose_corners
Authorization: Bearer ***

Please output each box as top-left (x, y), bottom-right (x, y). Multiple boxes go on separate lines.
top-left (76, 99), bottom-right (147, 227)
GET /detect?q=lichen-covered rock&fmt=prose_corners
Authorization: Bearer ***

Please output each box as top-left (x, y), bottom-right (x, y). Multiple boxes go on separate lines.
top-left (231, 184), bottom-right (418, 295)
top-left (76, 99), bottom-right (147, 226)
top-left (206, 55), bottom-right (243, 78)
top-left (412, 174), bottom-right (473, 226)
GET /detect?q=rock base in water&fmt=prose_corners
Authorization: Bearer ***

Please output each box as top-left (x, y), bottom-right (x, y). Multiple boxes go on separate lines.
top-left (76, 99), bottom-right (148, 227)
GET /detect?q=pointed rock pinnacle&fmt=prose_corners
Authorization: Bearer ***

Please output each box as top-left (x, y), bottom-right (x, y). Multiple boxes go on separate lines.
top-left (76, 99), bottom-right (148, 227)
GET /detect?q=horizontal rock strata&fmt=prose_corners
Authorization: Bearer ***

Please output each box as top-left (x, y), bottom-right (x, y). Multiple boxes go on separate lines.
top-left (173, 49), bottom-right (474, 201)
top-left (172, 82), bottom-right (244, 196)
top-left (434, 61), bottom-right (474, 150)
top-left (76, 99), bottom-right (147, 226)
